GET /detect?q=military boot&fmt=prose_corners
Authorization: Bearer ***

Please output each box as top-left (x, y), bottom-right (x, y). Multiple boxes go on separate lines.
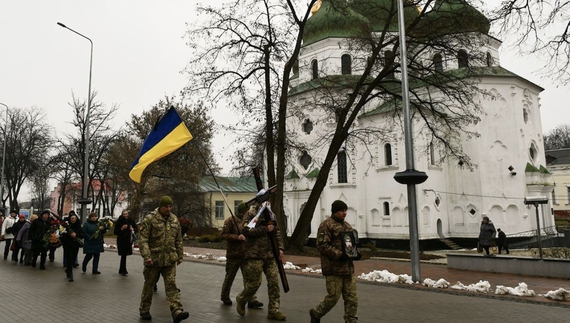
top-left (310, 309), bottom-right (320, 323)
top-left (248, 300), bottom-right (263, 308)
top-left (267, 311), bottom-right (286, 321)
top-left (236, 297), bottom-right (246, 316)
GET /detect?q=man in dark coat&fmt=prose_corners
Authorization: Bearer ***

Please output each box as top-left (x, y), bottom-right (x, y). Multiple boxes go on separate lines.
top-left (496, 228), bottom-right (509, 254)
top-left (29, 210), bottom-right (51, 269)
top-left (114, 209), bottom-right (137, 275)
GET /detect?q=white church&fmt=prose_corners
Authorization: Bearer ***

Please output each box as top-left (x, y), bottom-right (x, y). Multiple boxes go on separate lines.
top-left (282, 0), bottom-right (554, 247)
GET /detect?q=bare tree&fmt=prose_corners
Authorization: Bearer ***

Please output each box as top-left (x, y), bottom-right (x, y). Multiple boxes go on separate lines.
top-left (1, 107), bottom-right (54, 211)
top-left (491, 0), bottom-right (570, 84)
top-left (544, 124), bottom-right (570, 150)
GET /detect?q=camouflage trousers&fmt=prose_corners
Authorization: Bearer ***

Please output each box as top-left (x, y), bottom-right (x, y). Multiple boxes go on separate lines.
top-left (237, 258), bottom-right (280, 313)
top-left (140, 264), bottom-right (184, 318)
top-left (221, 258), bottom-right (258, 302)
top-left (312, 274), bottom-right (358, 323)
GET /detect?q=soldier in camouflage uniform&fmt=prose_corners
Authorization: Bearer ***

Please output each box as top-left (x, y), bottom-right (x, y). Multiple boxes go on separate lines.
top-left (220, 202), bottom-right (263, 308)
top-left (310, 200), bottom-right (361, 323)
top-left (236, 202), bottom-right (286, 321)
top-left (138, 196), bottom-right (189, 323)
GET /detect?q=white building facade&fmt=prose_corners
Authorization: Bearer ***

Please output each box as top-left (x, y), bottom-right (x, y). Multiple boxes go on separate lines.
top-left (282, 0), bottom-right (554, 246)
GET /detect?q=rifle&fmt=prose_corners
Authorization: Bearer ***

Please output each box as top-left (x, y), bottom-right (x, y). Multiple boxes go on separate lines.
top-left (251, 167), bottom-right (290, 293)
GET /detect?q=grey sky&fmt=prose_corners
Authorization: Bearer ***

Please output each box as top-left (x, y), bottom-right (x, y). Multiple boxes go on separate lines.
top-left (1, 1), bottom-right (569, 199)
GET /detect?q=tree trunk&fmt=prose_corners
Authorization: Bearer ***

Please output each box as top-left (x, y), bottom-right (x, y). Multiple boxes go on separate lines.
top-left (264, 44), bottom-right (276, 187)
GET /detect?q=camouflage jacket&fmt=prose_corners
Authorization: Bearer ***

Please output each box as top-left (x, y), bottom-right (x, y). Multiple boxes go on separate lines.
top-left (139, 208), bottom-right (184, 267)
top-left (222, 215), bottom-right (246, 259)
top-left (242, 207), bottom-right (284, 260)
top-left (317, 216), bottom-right (355, 276)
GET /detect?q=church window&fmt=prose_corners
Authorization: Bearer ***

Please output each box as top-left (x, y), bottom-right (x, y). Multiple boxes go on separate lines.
top-left (311, 59), bottom-right (318, 80)
top-left (215, 201), bottom-right (224, 219)
top-left (302, 119), bottom-right (313, 134)
top-left (486, 52), bottom-right (493, 67)
top-left (429, 142), bottom-right (436, 165)
top-left (433, 54), bottom-right (443, 73)
top-left (384, 143), bottom-right (393, 166)
top-left (457, 50), bottom-right (468, 68)
top-left (435, 196), bottom-right (441, 207)
top-left (341, 54), bottom-right (352, 75)
top-left (300, 151), bottom-right (312, 170)
top-left (383, 202), bottom-right (390, 216)
top-left (529, 143), bottom-right (538, 162)
top-left (337, 151), bottom-right (348, 183)
top-left (468, 208), bottom-right (476, 216)
top-left (523, 108), bottom-right (529, 123)
top-left (384, 50), bottom-right (395, 79)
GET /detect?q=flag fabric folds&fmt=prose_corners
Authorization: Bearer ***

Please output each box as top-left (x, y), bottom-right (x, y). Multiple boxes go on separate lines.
top-left (129, 107), bottom-right (193, 183)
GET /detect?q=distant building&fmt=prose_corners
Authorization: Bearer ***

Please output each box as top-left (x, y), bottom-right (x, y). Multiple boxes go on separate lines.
top-left (546, 148), bottom-right (570, 221)
top-left (200, 177), bottom-right (257, 228)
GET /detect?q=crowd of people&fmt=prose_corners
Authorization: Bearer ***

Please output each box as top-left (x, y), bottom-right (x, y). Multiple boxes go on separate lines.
top-left (0, 208), bottom-right (138, 282)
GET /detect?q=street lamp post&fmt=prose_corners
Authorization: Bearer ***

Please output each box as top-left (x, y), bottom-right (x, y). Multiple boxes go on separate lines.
top-left (57, 22), bottom-right (93, 222)
top-left (0, 103), bottom-right (8, 214)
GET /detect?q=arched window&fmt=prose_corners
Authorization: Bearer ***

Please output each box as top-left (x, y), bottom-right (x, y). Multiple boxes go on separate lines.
top-left (384, 50), bottom-right (395, 79)
top-left (337, 151), bottom-right (348, 183)
top-left (457, 50), bottom-right (468, 68)
top-left (429, 142), bottom-right (436, 165)
top-left (384, 143), bottom-right (392, 166)
top-left (383, 202), bottom-right (390, 216)
top-left (311, 59), bottom-right (318, 80)
top-left (433, 54), bottom-right (443, 73)
top-left (486, 52), bottom-right (493, 67)
top-left (341, 54), bottom-right (352, 75)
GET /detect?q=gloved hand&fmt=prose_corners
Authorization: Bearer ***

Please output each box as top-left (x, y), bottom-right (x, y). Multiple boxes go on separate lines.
top-left (339, 253), bottom-right (350, 261)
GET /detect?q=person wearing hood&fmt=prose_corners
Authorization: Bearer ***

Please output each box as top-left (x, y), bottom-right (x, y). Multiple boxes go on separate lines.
top-left (16, 214), bottom-right (37, 266)
top-left (10, 214), bottom-right (27, 263)
top-left (29, 210), bottom-right (52, 269)
top-left (478, 216), bottom-right (496, 256)
top-left (82, 212), bottom-right (106, 274)
top-left (60, 212), bottom-right (85, 282)
top-left (114, 209), bottom-right (137, 276)
top-left (1, 210), bottom-right (18, 260)
top-left (310, 200), bottom-right (361, 323)
top-left (220, 202), bottom-right (262, 308)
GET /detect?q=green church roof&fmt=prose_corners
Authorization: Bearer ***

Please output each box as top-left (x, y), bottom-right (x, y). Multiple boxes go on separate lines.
top-left (525, 162), bottom-right (539, 173)
top-left (352, 0), bottom-right (420, 32)
top-left (419, 0), bottom-right (490, 36)
top-left (303, 0), bottom-right (372, 46)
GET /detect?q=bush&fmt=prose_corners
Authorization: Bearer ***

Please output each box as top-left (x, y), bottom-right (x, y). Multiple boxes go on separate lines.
top-left (533, 247), bottom-right (570, 259)
top-left (197, 231), bottom-right (222, 243)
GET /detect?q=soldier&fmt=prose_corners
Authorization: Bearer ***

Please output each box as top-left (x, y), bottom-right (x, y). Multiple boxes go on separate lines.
top-left (310, 200), bottom-right (361, 323)
top-left (236, 201), bottom-right (286, 321)
top-left (138, 196), bottom-right (189, 323)
top-left (220, 202), bottom-right (263, 309)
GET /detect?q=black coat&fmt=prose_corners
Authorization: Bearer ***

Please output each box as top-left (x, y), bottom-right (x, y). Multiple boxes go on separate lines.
top-left (60, 220), bottom-right (85, 250)
top-left (114, 215), bottom-right (137, 256)
top-left (29, 219), bottom-right (50, 251)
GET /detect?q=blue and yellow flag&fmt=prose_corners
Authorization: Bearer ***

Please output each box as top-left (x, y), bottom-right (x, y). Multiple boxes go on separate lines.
top-left (129, 107), bottom-right (193, 183)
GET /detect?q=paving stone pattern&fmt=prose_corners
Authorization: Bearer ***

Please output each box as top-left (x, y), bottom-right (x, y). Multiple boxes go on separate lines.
top-left (0, 243), bottom-right (569, 322)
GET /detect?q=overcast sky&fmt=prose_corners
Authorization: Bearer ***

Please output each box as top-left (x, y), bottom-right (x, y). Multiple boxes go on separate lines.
top-left (1, 0), bottom-right (569, 199)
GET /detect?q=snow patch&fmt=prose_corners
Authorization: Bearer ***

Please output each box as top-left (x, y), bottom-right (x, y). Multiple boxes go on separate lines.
top-left (302, 267), bottom-right (322, 274)
top-left (423, 278), bottom-right (451, 288)
top-left (104, 244), bottom-right (117, 249)
top-left (543, 288), bottom-right (570, 301)
top-left (358, 270), bottom-right (415, 284)
top-left (450, 280), bottom-right (492, 293)
top-left (495, 283), bottom-right (536, 297)
top-left (283, 262), bottom-right (301, 270)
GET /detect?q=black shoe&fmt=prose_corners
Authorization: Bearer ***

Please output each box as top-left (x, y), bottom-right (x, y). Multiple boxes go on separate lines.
top-left (92, 271), bottom-right (101, 274)
top-left (40, 266), bottom-right (46, 270)
top-left (68, 277), bottom-right (74, 282)
top-left (153, 284), bottom-right (158, 292)
top-left (19, 260), bottom-right (23, 264)
top-left (73, 264), bottom-right (79, 268)
top-left (248, 300), bottom-right (264, 308)
top-left (221, 297), bottom-right (232, 305)
top-left (31, 263), bottom-right (36, 268)
top-left (82, 264), bottom-right (86, 273)
top-left (49, 259), bottom-right (54, 262)
top-left (310, 309), bottom-right (320, 323)
top-left (173, 311), bottom-right (189, 323)
top-left (140, 313), bottom-right (152, 320)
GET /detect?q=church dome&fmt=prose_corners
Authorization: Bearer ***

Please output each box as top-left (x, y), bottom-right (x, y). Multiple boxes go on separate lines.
top-left (352, 0), bottom-right (420, 32)
top-left (421, 0), bottom-right (490, 35)
top-left (303, 0), bottom-right (371, 46)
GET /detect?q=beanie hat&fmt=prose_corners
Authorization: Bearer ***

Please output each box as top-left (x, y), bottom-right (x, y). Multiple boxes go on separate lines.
top-left (40, 210), bottom-right (51, 216)
top-left (159, 196), bottom-right (173, 207)
top-left (19, 214), bottom-right (25, 219)
top-left (237, 202), bottom-right (248, 214)
top-left (331, 200), bottom-right (348, 214)
top-left (69, 210), bottom-right (76, 215)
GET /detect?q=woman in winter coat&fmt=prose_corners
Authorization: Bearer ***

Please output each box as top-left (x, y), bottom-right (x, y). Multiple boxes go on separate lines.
top-left (29, 211), bottom-right (51, 269)
top-left (478, 216), bottom-right (496, 256)
top-left (82, 212), bottom-right (106, 274)
top-left (60, 213), bottom-right (85, 282)
top-left (15, 214), bottom-right (37, 265)
top-left (114, 210), bottom-right (137, 275)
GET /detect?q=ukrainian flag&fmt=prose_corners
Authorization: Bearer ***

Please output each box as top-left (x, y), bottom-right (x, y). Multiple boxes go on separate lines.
top-left (129, 107), bottom-right (193, 183)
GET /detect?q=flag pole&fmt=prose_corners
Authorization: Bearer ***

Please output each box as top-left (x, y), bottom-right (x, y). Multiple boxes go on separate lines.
top-left (192, 141), bottom-right (241, 234)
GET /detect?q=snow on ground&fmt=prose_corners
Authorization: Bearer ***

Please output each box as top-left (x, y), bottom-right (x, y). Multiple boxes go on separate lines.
top-left (302, 267), bottom-right (322, 274)
top-left (543, 288), bottom-right (570, 301)
top-left (495, 283), bottom-right (536, 297)
top-left (104, 244), bottom-right (117, 249)
top-left (181, 252), bottom-right (226, 262)
top-left (423, 278), bottom-right (451, 288)
top-left (358, 270), bottom-right (415, 284)
top-left (284, 261), bottom-right (301, 270)
top-left (450, 280), bottom-right (492, 293)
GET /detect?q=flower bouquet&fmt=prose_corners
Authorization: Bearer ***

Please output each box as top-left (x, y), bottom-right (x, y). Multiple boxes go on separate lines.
top-left (43, 224), bottom-right (62, 249)
top-left (178, 217), bottom-right (192, 236)
top-left (91, 217), bottom-right (114, 240)
top-left (59, 222), bottom-right (84, 247)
